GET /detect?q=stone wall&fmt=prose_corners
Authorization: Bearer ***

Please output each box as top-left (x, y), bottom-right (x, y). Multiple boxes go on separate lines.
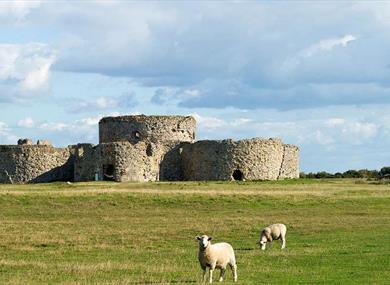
top-left (181, 138), bottom-right (299, 181)
top-left (72, 140), bottom-right (186, 182)
top-left (99, 115), bottom-right (196, 144)
top-left (73, 144), bottom-right (100, 182)
top-left (0, 145), bottom-right (74, 183)
top-left (0, 115), bottom-right (300, 184)
top-left (93, 141), bottom-right (184, 182)
top-left (278, 144), bottom-right (300, 179)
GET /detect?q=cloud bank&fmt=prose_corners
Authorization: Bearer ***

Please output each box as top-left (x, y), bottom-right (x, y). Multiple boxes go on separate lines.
top-left (2, 2), bottom-right (390, 110)
top-left (0, 43), bottom-right (55, 103)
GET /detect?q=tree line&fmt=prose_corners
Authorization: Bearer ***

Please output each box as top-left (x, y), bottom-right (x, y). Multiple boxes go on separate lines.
top-left (300, 166), bottom-right (390, 179)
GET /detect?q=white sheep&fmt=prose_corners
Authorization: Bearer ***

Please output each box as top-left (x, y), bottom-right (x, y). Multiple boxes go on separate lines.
top-left (259, 223), bottom-right (287, 250)
top-left (196, 235), bottom-right (237, 284)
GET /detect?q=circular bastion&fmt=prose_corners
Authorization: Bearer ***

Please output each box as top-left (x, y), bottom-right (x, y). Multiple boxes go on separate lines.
top-left (99, 115), bottom-right (196, 144)
top-left (181, 138), bottom-right (299, 181)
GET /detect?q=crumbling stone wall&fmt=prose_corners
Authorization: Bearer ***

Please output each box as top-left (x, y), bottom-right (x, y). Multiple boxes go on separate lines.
top-left (0, 115), bottom-right (300, 184)
top-left (93, 141), bottom-right (184, 182)
top-left (97, 115), bottom-right (195, 182)
top-left (0, 145), bottom-right (74, 183)
top-left (73, 144), bottom-right (100, 182)
top-left (99, 115), bottom-right (196, 144)
top-left (278, 144), bottom-right (300, 179)
top-left (104, 141), bottom-right (160, 182)
top-left (181, 138), bottom-right (299, 181)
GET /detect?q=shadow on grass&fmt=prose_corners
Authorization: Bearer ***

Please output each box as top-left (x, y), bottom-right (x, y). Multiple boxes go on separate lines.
top-left (132, 281), bottom-right (196, 284)
top-left (235, 247), bottom-right (255, 251)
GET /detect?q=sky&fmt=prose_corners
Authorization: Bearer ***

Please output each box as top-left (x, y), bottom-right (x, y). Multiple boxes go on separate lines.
top-left (1, 1), bottom-right (390, 173)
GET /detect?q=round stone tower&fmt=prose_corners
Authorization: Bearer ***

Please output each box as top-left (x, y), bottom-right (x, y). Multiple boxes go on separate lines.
top-left (99, 115), bottom-right (196, 144)
top-left (181, 138), bottom-right (299, 181)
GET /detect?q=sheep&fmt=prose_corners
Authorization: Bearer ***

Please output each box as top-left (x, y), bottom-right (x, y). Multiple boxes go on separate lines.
top-left (259, 223), bottom-right (287, 250)
top-left (196, 235), bottom-right (237, 284)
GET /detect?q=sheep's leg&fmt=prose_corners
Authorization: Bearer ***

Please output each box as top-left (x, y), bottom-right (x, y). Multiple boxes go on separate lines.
top-left (281, 237), bottom-right (286, 249)
top-left (229, 263), bottom-right (238, 282)
top-left (201, 267), bottom-right (207, 284)
top-left (219, 268), bottom-right (226, 282)
top-left (209, 268), bottom-right (214, 284)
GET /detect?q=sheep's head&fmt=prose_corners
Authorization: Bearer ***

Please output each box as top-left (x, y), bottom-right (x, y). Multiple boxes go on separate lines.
top-left (259, 230), bottom-right (271, 250)
top-left (259, 235), bottom-right (267, 250)
top-left (196, 235), bottom-right (212, 249)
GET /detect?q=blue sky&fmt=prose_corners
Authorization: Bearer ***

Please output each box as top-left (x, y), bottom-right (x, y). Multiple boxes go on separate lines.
top-left (1, 1), bottom-right (390, 172)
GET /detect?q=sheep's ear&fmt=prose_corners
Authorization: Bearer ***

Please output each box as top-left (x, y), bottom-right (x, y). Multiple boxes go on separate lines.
top-left (208, 237), bottom-right (212, 241)
top-left (196, 236), bottom-right (201, 241)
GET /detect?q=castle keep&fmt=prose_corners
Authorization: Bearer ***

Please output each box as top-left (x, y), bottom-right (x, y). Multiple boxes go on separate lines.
top-left (0, 115), bottom-right (299, 183)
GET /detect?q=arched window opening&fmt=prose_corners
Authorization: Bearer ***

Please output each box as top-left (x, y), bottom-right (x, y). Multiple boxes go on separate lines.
top-left (232, 169), bottom-right (243, 181)
top-left (103, 164), bottom-right (115, 181)
top-left (146, 144), bottom-right (153, 156)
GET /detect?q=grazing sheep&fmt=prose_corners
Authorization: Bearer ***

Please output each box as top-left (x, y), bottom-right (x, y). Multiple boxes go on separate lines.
top-left (259, 223), bottom-right (287, 250)
top-left (196, 235), bottom-right (237, 284)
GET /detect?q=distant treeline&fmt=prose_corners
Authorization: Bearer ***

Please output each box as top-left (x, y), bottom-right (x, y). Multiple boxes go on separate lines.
top-left (300, 167), bottom-right (390, 179)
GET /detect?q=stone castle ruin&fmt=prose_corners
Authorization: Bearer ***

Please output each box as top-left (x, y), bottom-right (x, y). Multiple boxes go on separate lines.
top-left (0, 115), bottom-right (299, 183)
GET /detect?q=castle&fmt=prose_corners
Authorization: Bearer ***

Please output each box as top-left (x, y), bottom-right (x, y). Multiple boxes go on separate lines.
top-left (0, 115), bottom-right (299, 183)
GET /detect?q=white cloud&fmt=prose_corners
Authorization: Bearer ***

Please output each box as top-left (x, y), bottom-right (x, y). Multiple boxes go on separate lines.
top-left (75, 112), bottom-right (121, 127)
top-left (182, 89), bottom-right (201, 99)
top-left (68, 93), bottom-right (137, 113)
top-left (192, 113), bottom-right (227, 131)
top-left (22, 58), bottom-right (52, 91)
top-left (231, 118), bottom-right (253, 127)
top-left (17, 117), bottom-right (34, 128)
top-left (0, 43), bottom-right (56, 101)
top-left (77, 116), bottom-right (100, 127)
top-left (301, 35), bottom-right (357, 58)
top-left (314, 130), bottom-right (335, 146)
top-left (39, 122), bottom-right (68, 131)
top-left (0, 1), bottom-right (41, 23)
top-left (325, 118), bottom-right (345, 127)
top-left (0, 121), bottom-right (17, 143)
top-left (341, 122), bottom-right (378, 140)
top-left (281, 35), bottom-right (357, 75)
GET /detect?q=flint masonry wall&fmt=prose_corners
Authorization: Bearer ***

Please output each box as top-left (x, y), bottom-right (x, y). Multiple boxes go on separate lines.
top-left (0, 115), bottom-right (300, 183)
top-left (95, 115), bottom-right (195, 182)
top-left (73, 144), bottom-right (100, 182)
top-left (87, 140), bottom-right (184, 182)
top-left (181, 138), bottom-right (299, 181)
top-left (0, 145), bottom-right (74, 183)
top-left (278, 144), bottom-right (300, 179)
top-left (99, 115), bottom-right (196, 144)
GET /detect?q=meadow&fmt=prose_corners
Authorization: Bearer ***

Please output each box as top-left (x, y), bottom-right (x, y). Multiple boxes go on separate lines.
top-left (0, 179), bottom-right (389, 284)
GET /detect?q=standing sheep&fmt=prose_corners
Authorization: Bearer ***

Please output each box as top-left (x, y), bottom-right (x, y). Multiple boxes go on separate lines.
top-left (259, 223), bottom-right (287, 250)
top-left (196, 235), bottom-right (237, 284)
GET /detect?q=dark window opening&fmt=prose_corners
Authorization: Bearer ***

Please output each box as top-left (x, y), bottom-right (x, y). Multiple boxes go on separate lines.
top-left (103, 164), bottom-right (115, 181)
top-left (232, 169), bottom-right (243, 181)
top-left (132, 130), bottom-right (141, 140)
top-left (146, 144), bottom-right (153, 156)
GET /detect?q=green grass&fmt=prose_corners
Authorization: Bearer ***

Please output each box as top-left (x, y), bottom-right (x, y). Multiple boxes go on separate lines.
top-left (0, 179), bottom-right (389, 284)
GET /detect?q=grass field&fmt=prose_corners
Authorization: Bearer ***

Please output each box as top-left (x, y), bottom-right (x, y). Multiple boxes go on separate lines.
top-left (0, 179), bottom-right (389, 284)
